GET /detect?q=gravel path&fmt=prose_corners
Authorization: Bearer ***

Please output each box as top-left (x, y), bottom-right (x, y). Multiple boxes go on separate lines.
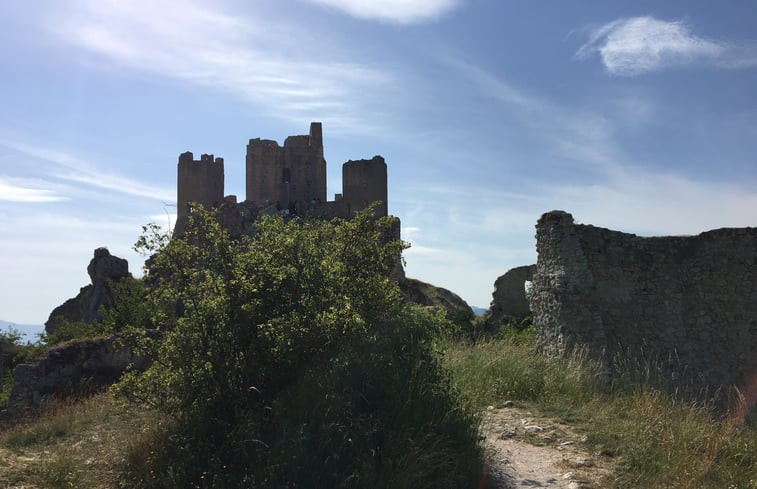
top-left (480, 405), bottom-right (613, 489)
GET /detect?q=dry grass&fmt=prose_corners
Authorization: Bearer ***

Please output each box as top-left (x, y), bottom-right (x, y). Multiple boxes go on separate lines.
top-left (0, 392), bottom-right (163, 489)
top-left (443, 337), bottom-right (757, 489)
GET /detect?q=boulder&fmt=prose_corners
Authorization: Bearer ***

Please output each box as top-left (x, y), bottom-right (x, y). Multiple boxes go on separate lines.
top-left (45, 248), bottom-right (130, 334)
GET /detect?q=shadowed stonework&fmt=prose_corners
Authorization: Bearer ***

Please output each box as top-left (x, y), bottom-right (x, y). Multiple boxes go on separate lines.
top-left (177, 123), bottom-right (389, 234)
top-left (487, 265), bottom-right (536, 326)
top-left (531, 210), bottom-right (757, 406)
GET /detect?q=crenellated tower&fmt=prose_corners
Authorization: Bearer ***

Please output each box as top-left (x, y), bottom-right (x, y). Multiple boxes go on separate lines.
top-left (174, 123), bottom-right (391, 234)
top-left (177, 151), bottom-right (224, 225)
top-left (342, 156), bottom-right (388, 217)
top-left (245, 122), bottom-right (326, 212)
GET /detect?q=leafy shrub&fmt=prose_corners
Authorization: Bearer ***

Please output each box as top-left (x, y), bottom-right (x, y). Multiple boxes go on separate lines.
top-left (116, 207), bottom-right (483, 488)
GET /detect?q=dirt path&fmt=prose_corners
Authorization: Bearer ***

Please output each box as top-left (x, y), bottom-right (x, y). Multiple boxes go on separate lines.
top-left (481, 404), bottom-right (613, 489)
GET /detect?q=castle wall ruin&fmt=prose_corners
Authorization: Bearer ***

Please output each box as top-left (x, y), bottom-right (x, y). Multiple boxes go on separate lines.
top-left (531, 211), bottom-right (757, 403)
top-left (177, 123), bottom-right (389, 225)
top-left (487, 264), bottom-right (536, 327)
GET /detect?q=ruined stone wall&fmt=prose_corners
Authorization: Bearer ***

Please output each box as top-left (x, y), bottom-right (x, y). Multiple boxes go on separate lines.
top-left (0, 335), bottom-right (153, 422)
top-left (177, 152), bottom-right (224, 223)
top-left (342, 156), bottom-right (388, 217)
top-left (246, 122), bottom-right (326, 210)
top-left (487, 265), bottom-right (536, 327)
top-left (531, 211), bottom-right (757, 401)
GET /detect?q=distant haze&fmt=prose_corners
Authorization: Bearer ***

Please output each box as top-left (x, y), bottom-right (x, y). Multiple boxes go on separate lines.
top-left (1, 320), bottom-right (45, 343)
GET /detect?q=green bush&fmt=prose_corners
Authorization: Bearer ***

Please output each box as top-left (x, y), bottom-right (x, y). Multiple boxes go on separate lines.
top-left (116, 207), bottom-right (483, 488)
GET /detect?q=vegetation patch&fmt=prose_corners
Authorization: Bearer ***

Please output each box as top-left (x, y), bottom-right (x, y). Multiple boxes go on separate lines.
top-left (0, 393), bottom-right (163, 488)
top-left (110, 207), bottom-right (484, 488)
top-left (443, 334), bottom-right (757, 489)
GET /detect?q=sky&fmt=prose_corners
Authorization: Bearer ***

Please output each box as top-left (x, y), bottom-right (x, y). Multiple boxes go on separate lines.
top-left (1, 0), bottom-right (756, 325)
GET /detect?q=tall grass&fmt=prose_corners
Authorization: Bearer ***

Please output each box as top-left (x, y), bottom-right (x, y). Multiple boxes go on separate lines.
top-left (443, 336), bottom-right (757, 489)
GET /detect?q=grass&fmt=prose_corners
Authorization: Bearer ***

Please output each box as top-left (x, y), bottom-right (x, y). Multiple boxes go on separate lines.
top-left (2, 332), bottom-right (755, 488)
top-left (0, 392), bottom-right (165, 488)
top-left (0, 371), bottom-right (13, 409)
top-left (443, 334), bottom-right (757, 489)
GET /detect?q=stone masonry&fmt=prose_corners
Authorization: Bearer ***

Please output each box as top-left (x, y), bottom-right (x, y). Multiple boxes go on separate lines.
top-left (177, 152), bottom-right (224, 221)
top-left (0, 335), bottom-right (153, 422)
top-left (178, 123), bottom-right (390, 229)
top-left (246, 122), bottom-right (326, 212)
top-left (531, 210), bottom-right (757, 404)
top-left (487, 265), bottom-right (536, 327)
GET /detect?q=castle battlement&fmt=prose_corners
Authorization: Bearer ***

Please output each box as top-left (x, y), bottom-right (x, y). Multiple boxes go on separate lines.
top-left (177, 122), bottom-right (389, 231)
top-left (177, 151), bottom-right (225, 226)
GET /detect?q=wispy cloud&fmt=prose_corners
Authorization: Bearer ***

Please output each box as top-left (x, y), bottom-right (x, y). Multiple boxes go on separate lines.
top-left (0, 136), bottom-right (174, 202)
top-left (576, 16), bottom-right (757, 76)
top-left (440, 57), bottom-right (544, 111)
top-left (306, 0), bottom-right (461, 24)
top-left (0, 177), bottom-right (66, 203)
top-left (43, 0), bottom-right (392, 129)
top-left (445, 57), bottom-right (624, 177)
top-left (428, 57), bottom-right (757, 235)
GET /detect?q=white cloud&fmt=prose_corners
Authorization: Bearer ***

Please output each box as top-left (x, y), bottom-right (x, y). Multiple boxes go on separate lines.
top-left (0, 177), bottom-right (66, 203)
top-left (441, 57), bottom-right (544, 111)
top-left (306, 0), bottom-right (460, 24)
top-left (148, 212), bottom-right (178, 232)
top-left (0, 136), bottom-right (174, 202)
top-left (576, 16), bottom-right (757, 75)
top-left (53, 171), bottom-right (174, 203)
top-left (45, 0), bottom-right (392, 129)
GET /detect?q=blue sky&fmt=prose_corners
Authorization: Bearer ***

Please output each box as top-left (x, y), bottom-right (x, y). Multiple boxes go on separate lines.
top-left (1, 0), bottom-right (756, 325)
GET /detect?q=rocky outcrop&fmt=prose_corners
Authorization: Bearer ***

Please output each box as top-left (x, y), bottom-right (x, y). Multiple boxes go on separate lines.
top-left (400, 277), bottom-right (474, 325)
top-left (0, 335), bottom-right (153, 422)
top-left (45, 248), bottom-right (130, 334)
top-left (486, 265), bottom-right (536, 327)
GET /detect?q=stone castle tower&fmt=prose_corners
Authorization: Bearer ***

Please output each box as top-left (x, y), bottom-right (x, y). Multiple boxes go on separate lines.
top-left (342, 156), bottom-right (388, 218)
top-left (176, 122), bottom-right (389, 230)
top-left (246, 122), bottom-right (326, 211)
top-left (177, 152), bottom-right (224, 223)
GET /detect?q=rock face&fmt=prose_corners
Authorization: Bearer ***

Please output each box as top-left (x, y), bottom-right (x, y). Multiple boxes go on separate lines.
top-left (400, 277), bottom-right (474, 324)
top-left (0, 335), bottom-right (153, 422)
top-left (486, 265), bottom-right (536, 327)
top-left (531, 210), bottom-right (757, 407)
top-left (45, 248), bottom-right (130, 334)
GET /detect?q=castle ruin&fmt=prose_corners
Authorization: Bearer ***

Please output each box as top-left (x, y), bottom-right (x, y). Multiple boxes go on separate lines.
top-left (531, 211), bottom-right (757, 408)
top-left (176, 122), bottom-right (388, 229)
